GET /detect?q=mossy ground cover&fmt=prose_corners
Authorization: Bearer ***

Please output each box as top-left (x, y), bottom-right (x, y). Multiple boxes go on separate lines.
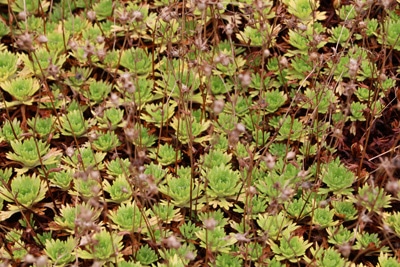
top-left (0, 0), bottom-right (400, 266)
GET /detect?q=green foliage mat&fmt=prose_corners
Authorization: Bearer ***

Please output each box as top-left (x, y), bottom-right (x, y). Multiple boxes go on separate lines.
top-left (0, 0), bottom-right (400, 266)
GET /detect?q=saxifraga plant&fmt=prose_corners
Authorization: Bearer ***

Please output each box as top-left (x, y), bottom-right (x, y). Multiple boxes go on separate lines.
top-left (77, 229), bottom-right (123, 263)
top-left (44, 237), bottom-right (76, 266)
top-left (204, 164), bottom-right (242, 209)
top-left (0, 76), bottom-right (40, 107)
top-left (0, 173), bottom-right (47, 220)
top-left (268, 230), bottom-right (312, 263)
top-left (108, 201), bottom-right (152, 233)
top-left (53, 202), bottom-right (102, 234)
top-left (0, 49), bottom-right (18, 82)
top-left (6, 137), bottom-right (62, 174)
top-left (0, 118), bottom-right (23, 142)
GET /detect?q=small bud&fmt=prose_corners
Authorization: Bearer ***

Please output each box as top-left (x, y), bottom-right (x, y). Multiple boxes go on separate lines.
top-left (239, 72), bottom-right (251, 87)
top-left (66, 147), bottom-right (75, 157)
top-left (225, 23), bottom-right (234, 35)
top-left (17, 11), bottom-right (27, 20)
top-left (160, 7), bottom-right (173, 22)
top-left (68, 39), bottom-right (78, 50)
top-left (147, 183), bottom-right (159, 195)
top-left (79, 236), bottom-right (90, 246)
top-left (213, 99), bottom-right (225, 114)
top-left (121, 187), bottom-right (129, 193)
top-left (382, 223), bottom-right (393, 233)
top-left (125, 82), bottom-right (136, 93)
top-left (255, 0), bottom-right (264, 9)
top-left (47, 63), bottom-right (59, 78)
top-left (313, 34), bottom-right (323, 44)
top-left (348, 58), bottom-right (359, 77)
top-left (117, 10), bottom-right (130, 24)
top-left (309, 51), bottom-right (319, 61)
top-left (338, 243), bottom-right (352, 258)
top-left (203, 217), bottom-right (217, 230)
top-left (319, 200), bottom-right (329, 208)
top-left (83, 42), bottom-right (95, 58)
top-left (131, 10), bottom-right (143, 21)
top-left (202, 62), bottom-right (212, 76)
top-left (279, 187), bottom-right (294, 201)
top-left (366, 0), bottom-right (374, 6)
top-left (301, 181), bottom-right (313, 189)
top-left (263, 49), bottom-right (271, 58)
top-left (355, 0), bottom-right (365, 13)
top-left (164, 235), bottom-right (181, 249)
top-left (385, 180), bottom-right (399, 194)
top-left (219, 54), bottom-right (231, 66)
top-left (110, 93), bottom-right (119, 106)
top-left (90, 170), bottom-right (101, 180)
top-left (96, 35), bottom-right (104, 44)
top-left (36, 255), bottom-right (48, 267)
top-left (235, 123), bottom-right (246, 133)
top-left (333, 128), bottom-right (342, 137)
top-left (24, 254), bottom-right (36, 264)
top-left (138, 173), bottom-right (147, 181)
top-left (379, 72), bottom-right (387, 81)
top-left (87, 10), bottom-right (96, 21)
top-left (286, 151), bottom-right (296, 160)
top-left (358, 21), bottom-right (366, 29)
top-left (185, 251), bottom-right (196, 261)
top-left (125, 127), bottom-right (136, 140)
top-left (279, 56), bottom-right (288, 68)
top-left (197, 0), bottom-right (207, 11)
top-left (381, 0), bottom-right (395, 9)
top-left (189, 61), bottom-right (197, 69)
top-left (361, 213), bottom-right (372, 223)
top-left (235, 233), bottom-right (250, 242)
top-left (298, 169), bottom-right (310, 178)
top-left (89, 132), bottom-right (98, 141)
top-left (248, 186), bottom-right (257, 195)
top-left (120, 72), bottom-right (131, 83)
top-left (392, 156), bottom-right (400, 168)
top-left (37, 34), bottom-right (48, 43)
top-left (181, 84), bottom-right (189, 93)
top-left (298, 23), bottom-right (307, 31)
top-left (263, 153), bottom-right (276, 170)
top-left (91, 184), bottom-right (100, 195)
top-left (97, 49), bottom-right (106, 61)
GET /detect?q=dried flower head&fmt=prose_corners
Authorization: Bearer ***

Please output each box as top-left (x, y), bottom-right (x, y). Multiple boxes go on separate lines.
top-left (16, 32), bottom-right (34, 51)
top-left (117, 9), bottom-right (130, 24)
top-left (131, 10), bottom-right (143, 21)
top-left (160, 7), bottom-right (175, 22)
